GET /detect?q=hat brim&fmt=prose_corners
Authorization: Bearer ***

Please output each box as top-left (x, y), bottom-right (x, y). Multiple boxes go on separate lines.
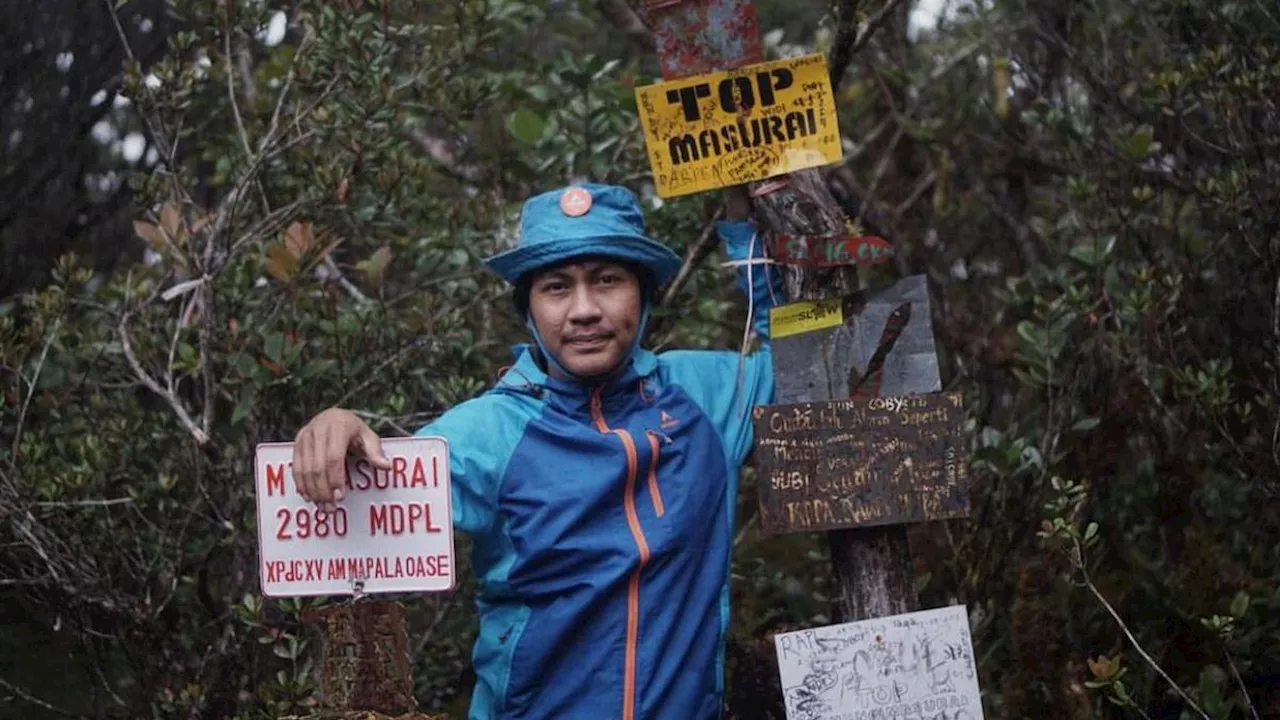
top-left (485, 234), bottom-right (682, 286)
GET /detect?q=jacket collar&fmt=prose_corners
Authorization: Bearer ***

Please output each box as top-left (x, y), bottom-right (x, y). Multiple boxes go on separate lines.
top-left (496, 343), bottom-right (658, 399)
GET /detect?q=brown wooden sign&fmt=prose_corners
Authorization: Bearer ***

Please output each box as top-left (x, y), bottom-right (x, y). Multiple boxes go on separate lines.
top-left (752, 392), bottom-right (970, 535)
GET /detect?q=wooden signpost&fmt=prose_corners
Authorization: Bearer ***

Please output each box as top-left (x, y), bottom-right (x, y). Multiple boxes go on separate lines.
top-left (255, 437), bottom-right (454, 719)
top-left (635, 7), bottom-right (979, 718)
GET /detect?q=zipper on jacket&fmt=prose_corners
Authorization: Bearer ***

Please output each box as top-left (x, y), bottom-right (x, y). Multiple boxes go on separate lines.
top-left (589, 387), bottom-right (648, 720)
top-left (644, 431), bottom-right (665, 518)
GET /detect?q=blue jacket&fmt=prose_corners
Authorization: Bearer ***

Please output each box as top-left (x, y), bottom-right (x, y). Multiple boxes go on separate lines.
top-left (416, 220), bottom-right (781, 719)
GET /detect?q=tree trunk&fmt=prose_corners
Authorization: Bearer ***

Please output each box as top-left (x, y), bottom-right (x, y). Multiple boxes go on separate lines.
top-left (285, 601), bottom-right (448, 720)
top-left (749, 167), bottom-right (918, 622)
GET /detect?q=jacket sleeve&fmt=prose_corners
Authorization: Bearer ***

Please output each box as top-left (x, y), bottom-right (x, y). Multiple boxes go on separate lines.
top-left (414, 394), bottom-right (530, 535)
top-left (662, 219), bottom-right (785, 468)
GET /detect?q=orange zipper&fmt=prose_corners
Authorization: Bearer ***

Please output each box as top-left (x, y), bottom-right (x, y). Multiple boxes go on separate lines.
top-left (590, 389), bottom-right (648, 720)
top-left (645, 431), bottom-right (665, 518)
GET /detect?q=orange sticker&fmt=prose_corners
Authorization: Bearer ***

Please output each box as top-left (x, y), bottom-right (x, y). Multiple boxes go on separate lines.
top-left (560, 187), bottom-right (592, 217)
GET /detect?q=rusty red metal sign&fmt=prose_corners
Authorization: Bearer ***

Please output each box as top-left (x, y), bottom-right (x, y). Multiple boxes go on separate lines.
top-left (772, 233), bottom-right (894, 267)
top-left (644, 0), bottom-right (763, 80)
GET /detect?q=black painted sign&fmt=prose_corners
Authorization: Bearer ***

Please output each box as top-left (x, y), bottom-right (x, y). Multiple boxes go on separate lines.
top-left (752, 392), bottom-right (970, 535)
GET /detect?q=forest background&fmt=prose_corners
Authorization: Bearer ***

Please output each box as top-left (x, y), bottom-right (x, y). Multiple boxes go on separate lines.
top-left (1, 0), bottom-right (1278, 718)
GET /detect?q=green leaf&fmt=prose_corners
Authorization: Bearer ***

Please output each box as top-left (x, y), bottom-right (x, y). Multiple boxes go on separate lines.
top-left (1015, 320), bottom-right (1041, 347)
top-left (1069, 243), bottom-right (1099, 266)
top-left (263, 333), bottom-right (284, 362)
top-left (231, 390), bottom-right (256, 425)
top-left (1121, 125), bottom-right (1154, 161)
top-left (506, 109), bottom-right (546, 145)
top-left (1072, 417), bottom-right (1101, 431)
top-left (1229, 591), bottom-right (1250, 617)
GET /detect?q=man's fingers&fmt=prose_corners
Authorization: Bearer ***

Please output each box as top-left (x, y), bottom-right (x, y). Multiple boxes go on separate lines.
top-left (319, 422), bottom-right (348, 506)
top-left (293, 426), bottom-right (315, 502)
top-left (357, 428), bottom-right (392, 469)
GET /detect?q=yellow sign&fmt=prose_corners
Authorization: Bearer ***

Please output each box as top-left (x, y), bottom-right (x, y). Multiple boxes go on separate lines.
top-left (634, 53), bottom-right (843, 198)
top-left (769, 299), bottom-right (844, 339)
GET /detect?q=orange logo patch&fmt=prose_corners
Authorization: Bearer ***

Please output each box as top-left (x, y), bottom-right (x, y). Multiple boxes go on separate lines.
top-left (560, 187), bottom-right (592, 217)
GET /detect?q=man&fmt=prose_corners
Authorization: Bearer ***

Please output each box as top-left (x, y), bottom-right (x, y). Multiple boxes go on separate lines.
top-left (291, 183), bottom-right (781, 719)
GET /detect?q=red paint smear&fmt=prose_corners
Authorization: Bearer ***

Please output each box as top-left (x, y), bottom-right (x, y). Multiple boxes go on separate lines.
top-left (646, 0), bottom-right (763, 80)
top-left (772, 234), bottom-right (895, 267)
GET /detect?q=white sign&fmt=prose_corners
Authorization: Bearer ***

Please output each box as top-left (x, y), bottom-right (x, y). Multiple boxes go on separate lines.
top-left (254, 436), bottom-right (455, 597)
top-left (773, 605), bottom-right (984, 720)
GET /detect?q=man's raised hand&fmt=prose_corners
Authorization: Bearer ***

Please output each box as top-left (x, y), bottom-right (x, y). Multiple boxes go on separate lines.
top-left (291, 408), bottom-right (392, 512)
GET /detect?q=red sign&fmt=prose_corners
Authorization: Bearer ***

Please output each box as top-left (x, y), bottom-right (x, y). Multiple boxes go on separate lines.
top-left (645, 0), bottom-right (763, 80)
top-left (773, 233), bottom-right (894, 267)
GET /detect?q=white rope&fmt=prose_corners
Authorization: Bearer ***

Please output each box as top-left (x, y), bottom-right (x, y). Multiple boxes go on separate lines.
top-left (735, 231), bottom-right (760, 416)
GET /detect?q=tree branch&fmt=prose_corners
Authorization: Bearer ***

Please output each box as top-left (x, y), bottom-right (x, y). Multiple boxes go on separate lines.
top-left (829, 0), bottom-right (909, 92)
top-left (31, 498), bottom-right (134, 508)
top-left (1074, 539), bottom-right (1212, 720)
top-left (11, 318), bottom-right (61, 460)
top-left (659, 208), bottom-right (725, 308)
top-left (117, 314), bottom-right (210, 446)
top-left (596, 0), bottom-right (656, 54)
top-left (0, 676), bottom-right (90, 719)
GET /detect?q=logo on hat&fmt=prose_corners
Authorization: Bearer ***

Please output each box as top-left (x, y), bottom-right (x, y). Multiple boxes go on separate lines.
top-left (559, 187), bottom-right (592, 217)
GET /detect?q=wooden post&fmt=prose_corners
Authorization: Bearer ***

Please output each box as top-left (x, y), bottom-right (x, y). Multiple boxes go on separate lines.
top-left (749, 168), bottom-right (919, 622)
top-left (637, 0), bottom-right (919, 629)
top-left (280, 600), bottom-right (447, 720)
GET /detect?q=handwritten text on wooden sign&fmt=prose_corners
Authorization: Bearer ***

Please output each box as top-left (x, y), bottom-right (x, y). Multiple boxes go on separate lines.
top-left (752, 392), bottom-right (970, 535)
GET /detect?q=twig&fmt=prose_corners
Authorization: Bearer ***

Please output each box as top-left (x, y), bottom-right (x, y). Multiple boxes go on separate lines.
top-left (827, 0), bottom-right (860, 92)
top-left (857, 123), bottom-right (905, 222)
top-left (31, 498), bottom-right (134, 508)
top-left (1273, 275), bottom-right (1280, 469)
top-left (733, 509), bottom-right (757, 548)
top-left (831, 0), bottom-right (909, 91)
top-left (336, 338), bottom-right (434, 407)
top-left (349, 410), bottom-right (414, 437)
top-left (0, 676), bottom-right (89, 719)
top-left (658, 209), bottom-right (725, 308)
top-left (101, 0), bottom-right (172, 160)
top-left (197, 285), bottom-right (216, 444)
top-left (595, 0), bottom-right (656, 54)
top-left (262, 23), bottom-right (311, 156)
top-left (117, 314), bottom-right (210, 446)
top-left (1223, 647), bottom-right (1262, 720)
top-left (841, 114), bottom-right (894, 167)
top-left (11, 318), bottom-right (61, 459)
top-left (225, 28), bottom-right (255, 162)
top-left (323, 256), bottom-right (372, 305)
top-left (1073, 539), bottom-right (1212, 720)
top-left (893, 168), bottom-right (936, 217)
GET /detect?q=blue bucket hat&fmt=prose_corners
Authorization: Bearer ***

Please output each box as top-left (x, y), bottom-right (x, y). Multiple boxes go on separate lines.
top-left (485, 184), bottom-right (681, 286)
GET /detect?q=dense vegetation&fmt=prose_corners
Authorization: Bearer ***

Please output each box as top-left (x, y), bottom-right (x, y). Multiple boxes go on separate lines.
top-left (1, 0), bottom-right (1276, 718)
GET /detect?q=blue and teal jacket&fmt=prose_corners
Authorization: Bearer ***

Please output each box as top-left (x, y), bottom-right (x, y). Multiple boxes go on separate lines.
top-left (416, 220), bottom-right (781, 719)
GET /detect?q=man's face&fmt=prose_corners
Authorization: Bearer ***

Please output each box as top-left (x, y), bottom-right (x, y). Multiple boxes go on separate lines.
top-left (527, 259), bottom-right (642, 379)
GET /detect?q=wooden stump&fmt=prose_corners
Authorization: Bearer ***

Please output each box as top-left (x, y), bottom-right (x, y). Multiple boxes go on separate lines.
top-left (279, 600), bottom-right (448, 720)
